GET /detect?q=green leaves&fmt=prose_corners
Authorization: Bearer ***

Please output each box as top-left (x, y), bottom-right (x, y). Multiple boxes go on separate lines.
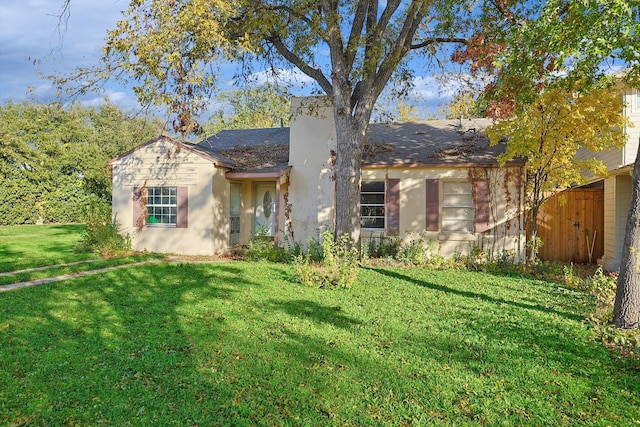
top-left (0, 101), bottom-right (160, 224)
top-left (487, 86), bottom-right (628, 213)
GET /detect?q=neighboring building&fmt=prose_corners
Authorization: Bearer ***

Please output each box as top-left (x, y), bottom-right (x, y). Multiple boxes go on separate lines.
top-left (110, 98), bottom-right (526, 259)
top-left (597, 83), bottom-right (639, 271)
top-left (557, 83), bottom-right (639, 270)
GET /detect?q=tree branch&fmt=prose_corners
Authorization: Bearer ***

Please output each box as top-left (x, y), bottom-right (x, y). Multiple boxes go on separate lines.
top-left (410, 37), bottom-right (468, 50)
top-left (268, 37), bottom-right (333, 94)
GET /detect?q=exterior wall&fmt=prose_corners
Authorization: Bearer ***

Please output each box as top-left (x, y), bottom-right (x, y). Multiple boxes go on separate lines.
top-left (575, 86), bottom-right (639, 177)
top-left (360, 166), bottom-right (526, 261)
top-left (111, 138), bottom-right (227, 255)
top-left (575, 147), bottom-right (623, 175)
top-left (600, 172), bottom-right (633, 271)
top-left (624, 86), bottom-right (640, 166)
top-left (287, 97), bottom-right (337, 242)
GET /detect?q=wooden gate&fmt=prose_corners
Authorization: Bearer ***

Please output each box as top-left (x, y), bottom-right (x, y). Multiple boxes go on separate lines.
top-left (536, 188), bottom-right (604, 263)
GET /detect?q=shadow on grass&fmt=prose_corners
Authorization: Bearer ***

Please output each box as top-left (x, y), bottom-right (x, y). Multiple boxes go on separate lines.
top-left (266, 299), bottom-right (362, 329)
top-left (368, 267), bottom-right (585, 322)
top-left (0, 262), bottom-right (261, 425)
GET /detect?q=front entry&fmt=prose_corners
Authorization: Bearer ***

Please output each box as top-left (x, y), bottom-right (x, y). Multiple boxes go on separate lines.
top-left (254, 183), bottom-right (276, 237)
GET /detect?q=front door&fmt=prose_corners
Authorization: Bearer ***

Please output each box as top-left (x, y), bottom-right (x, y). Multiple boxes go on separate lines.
top-left (254, 183), bottom-right (276, 237)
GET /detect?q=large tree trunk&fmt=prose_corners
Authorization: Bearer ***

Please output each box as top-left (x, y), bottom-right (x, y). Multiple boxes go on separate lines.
top-left (613, 145), bottom-right (640, 329)
top-left (333, 102), bottom-right (366, 247)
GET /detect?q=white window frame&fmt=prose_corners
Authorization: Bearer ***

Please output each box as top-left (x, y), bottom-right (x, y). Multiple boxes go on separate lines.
top-left (146, 186), bottom-right (177, 226)
top-left (441, 180), bottom-right (474, 234)
top-left (361, 181), bottom-right (386, 230)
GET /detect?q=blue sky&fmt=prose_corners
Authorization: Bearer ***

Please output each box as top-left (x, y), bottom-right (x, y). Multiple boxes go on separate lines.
top-left (0, 0), bottom-right (465, 119)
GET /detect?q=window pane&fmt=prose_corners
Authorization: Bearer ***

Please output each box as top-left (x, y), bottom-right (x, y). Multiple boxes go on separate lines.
top-left (442, 181), bottom-right (471, 195)
top-left (362, 181), bottom-right (385, 193)
top-left (442, 194), bottom-right (472, 207)
top-left (361, 194), bottom-right (385, 204)
top-left (146, 186), bottom-right (178, 226)
top-left (362, 217), bottom-right (385, 229)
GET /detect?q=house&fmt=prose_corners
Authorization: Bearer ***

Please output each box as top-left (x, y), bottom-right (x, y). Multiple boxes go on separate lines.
top-left (110, 97), bottom-right (526, 259)
top-left (582, 83), bottom-right (639, 271)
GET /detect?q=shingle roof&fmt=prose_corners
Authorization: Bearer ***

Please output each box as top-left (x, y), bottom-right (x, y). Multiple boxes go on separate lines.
top-left (363, 119), bottom-right (515, 166)
top-left (197, 128), bottom-right (290, 173)
top-left (193, 119), bottom-right (520, 173)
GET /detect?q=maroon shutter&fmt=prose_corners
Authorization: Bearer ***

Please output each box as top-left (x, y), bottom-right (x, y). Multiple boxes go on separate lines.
top-left (425, 179), bottom-right (439, 231)
top-left (386, 178), bottom-right (400, 235)
top-left (177, 186), bottom-right (188, 228)
top-left (474, 179), bottom-right (491, 233)
top-left (133, 187), bottom-right (145, 230)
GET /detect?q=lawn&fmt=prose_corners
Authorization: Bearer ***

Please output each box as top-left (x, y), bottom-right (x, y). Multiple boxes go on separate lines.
top-left (0, 224), bottom-right (99, 272)
top-left (1, 255), bottom-right (638, 425)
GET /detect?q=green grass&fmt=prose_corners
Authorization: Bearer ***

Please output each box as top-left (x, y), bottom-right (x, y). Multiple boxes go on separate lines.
top-left (0, 224), bottom-right (99, 272)
top-left (0, 225), bottom-right (164, 284)
top-left (1, 262), bottom-right (638, 426)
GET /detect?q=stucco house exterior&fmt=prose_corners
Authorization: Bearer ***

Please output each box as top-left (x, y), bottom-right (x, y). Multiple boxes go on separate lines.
top-left (110, 98), bottom-right (526, 259)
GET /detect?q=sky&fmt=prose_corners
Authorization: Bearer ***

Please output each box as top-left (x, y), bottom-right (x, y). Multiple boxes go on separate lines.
top-left (0, 0), bottom-right (464, 120)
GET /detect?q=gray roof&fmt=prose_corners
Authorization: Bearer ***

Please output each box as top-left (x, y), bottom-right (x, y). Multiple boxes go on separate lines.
top-left (363, 119), bottom-right (513, 165)
top-left (197, 128), bottom-right (290, 173)
top-left (193, 119), bottom-right (519, 173)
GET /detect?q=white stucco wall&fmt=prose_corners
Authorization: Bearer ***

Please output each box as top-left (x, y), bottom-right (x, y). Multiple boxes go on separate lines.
top-left (111, 138), bottom-right (228, 255)
top-left (287, 97), bottom-right (337, 243)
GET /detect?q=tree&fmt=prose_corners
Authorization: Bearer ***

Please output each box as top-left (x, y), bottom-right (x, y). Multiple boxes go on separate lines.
top-left (0, 101), bottom-right (160, 224)
top-left (54, 0), bottom-right (471, 246)
top-left (486, 87), bottom-right (628, 263)
top-left (440, 90), bottom-right (485, 119)
top-left (203, 84), bottom-right (291, 135)
top-left (454, 0), bottom-right (639, 327)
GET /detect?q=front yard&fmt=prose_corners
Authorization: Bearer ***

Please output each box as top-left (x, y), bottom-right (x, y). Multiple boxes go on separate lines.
top-left (0, 226), bottom-right (638, 425)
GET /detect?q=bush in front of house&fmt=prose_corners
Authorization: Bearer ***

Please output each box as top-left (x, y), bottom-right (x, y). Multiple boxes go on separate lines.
top-left (75, 200), bottom-right (131, 255)
top-left (294, 231), bottom-right (360, 288)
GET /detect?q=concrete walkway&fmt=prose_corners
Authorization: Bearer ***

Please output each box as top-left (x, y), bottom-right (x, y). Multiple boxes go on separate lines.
top-left (0, 259), bottom-right (164, 292)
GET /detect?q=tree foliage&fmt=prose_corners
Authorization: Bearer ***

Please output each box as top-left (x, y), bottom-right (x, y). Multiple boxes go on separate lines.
top-left (203, 84), bottom-right (291, 135)
top-left (487, 87), bottom-right (628, 262)
top-left (453, 0), bottom-right (639, 118)
top-left (0, 101), bottom-right (161, 225)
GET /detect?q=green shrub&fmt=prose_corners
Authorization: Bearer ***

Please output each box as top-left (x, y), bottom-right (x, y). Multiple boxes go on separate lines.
top-left (397, 232), bottom-right (432, 266)
top-left (76, 201), bottom-right (131, 255)
top-left (245, 237), bottom-right (291, 262)
top-left (366, 233), bottom-right (401, 259)
top-left (294, 231), bottom-right (360, 288)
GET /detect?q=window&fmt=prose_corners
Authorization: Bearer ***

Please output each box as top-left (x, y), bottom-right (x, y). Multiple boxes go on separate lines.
top-left (441, 181), bottom-right (474, 233)
top-left (147, 187), bottom-right (177, 226)
top-left (361, 181), bottom-right (385, 229)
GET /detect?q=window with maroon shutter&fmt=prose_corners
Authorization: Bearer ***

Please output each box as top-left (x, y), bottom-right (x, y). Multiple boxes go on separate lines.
top-left (135, 186), bottom-right (188, 228)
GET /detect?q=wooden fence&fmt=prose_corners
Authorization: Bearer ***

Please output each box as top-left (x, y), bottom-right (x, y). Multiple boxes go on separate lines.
top-left (536, 188), bottom-right (604, 264)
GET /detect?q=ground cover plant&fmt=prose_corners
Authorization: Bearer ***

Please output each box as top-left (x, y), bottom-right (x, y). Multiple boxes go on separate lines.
top-left (1, 262), bottom-right (638, 425)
